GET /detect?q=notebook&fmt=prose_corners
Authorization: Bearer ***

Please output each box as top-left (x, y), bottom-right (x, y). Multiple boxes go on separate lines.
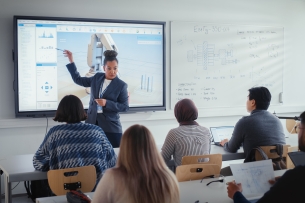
top-left (288, 151), bottom-right (305, 167)
top-left (230, 159), bottom-right (274, 202)
top-left (210, 126), bottom-right (234, 146)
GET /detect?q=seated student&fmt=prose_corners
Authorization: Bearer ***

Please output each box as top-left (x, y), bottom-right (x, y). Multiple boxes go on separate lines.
top-left (92, 124), bottom-right (180, 203)
top-left (33, 95), bottom-right (116, 182)
top-left (161, 98), bottom-right (211, 166)
top-left (227, 111), bottom-right (305, 203)
top-left (220, 87), bottom-right (286, 159)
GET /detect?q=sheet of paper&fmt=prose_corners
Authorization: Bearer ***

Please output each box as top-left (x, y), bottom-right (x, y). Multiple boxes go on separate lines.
top-left (230, 159), bottom-right (274, 197)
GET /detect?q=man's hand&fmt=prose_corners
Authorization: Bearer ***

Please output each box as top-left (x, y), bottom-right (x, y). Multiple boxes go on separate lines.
top-left (268, 176), bottom-right (281, 185)
top-left (220, 139), bottom-right (229, 146)
top-left (95, 99), bottom-right (107, 107)
top-left (227, 181), bottom-right (243, 199)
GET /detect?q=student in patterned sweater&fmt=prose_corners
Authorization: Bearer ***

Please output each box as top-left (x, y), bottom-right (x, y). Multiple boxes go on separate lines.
top-left (33, 95), bottom-right (117, 183)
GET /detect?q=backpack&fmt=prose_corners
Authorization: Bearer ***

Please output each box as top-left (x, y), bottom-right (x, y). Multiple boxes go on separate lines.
top-left (244, 144), bottom-right (287, 170)
top-left (24, 179), bottom-right (54, 202)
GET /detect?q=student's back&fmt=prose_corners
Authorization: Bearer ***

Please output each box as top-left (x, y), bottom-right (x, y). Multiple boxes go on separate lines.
top-left (33, 95), bottom-right (117, 182)
top-left (227, 110), bottom-right (305, 203)
top-left (33, 122), bottom-right (116, 181)
top-left (163, 125), bottom-right (210, 166)
top-left (221, 87), bottom-right (286, 159)
top-left (162, 99), bottom-right (211, 166)
top-left (92, 124), bottom-right (180, 203)
top-left (227, 109), bottom-right (285, 159)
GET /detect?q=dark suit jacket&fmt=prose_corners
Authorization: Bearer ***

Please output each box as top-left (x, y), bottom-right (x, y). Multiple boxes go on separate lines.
top-left (66, 63), bottom-right (129, 124)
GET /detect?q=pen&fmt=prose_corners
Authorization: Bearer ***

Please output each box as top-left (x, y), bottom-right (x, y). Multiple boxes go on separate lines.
top-left (55, 48), bottom-right (64, 51)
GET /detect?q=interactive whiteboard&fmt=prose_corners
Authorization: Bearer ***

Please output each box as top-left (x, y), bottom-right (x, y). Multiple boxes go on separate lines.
top-left (171, 21), bottom-right (283, 109)
top-left (14, 16), bottom-right (166, 117)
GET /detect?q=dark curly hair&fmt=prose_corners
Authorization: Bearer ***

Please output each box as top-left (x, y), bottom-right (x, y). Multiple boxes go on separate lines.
top-left (103, 50), bottom-right (118, 66)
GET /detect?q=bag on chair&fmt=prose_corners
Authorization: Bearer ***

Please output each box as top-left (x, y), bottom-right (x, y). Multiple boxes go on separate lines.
top-left (244, 144), bottom-right (287, 170)
top-left (24, 179), bottom-right (54, 202)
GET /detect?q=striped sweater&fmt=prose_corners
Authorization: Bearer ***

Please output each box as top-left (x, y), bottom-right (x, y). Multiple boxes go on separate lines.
top-left (161, 125), bottom-right (211, 166)
top-left (33, 123), bottom-right (117, 181)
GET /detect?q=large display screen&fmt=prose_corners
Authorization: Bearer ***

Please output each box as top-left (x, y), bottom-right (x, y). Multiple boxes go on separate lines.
top-left (14, 16), bottom-right (166, 117)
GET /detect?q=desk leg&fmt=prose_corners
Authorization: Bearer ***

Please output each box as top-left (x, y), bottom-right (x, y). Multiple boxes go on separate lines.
top-left (4, 175), bottom-right (11, 203)
top-left (0, 170), bottom-right (2, 203)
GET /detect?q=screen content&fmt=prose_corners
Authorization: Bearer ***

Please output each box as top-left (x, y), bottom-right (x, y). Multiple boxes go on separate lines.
top-left (17, 18), bottom-right (164, 113)
top-left (210, 126), bottom-right (234, 142)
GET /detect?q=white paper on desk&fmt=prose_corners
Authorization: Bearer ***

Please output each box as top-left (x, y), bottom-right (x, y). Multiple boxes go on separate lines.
top-left (230, 159), bottom-right (274, 197)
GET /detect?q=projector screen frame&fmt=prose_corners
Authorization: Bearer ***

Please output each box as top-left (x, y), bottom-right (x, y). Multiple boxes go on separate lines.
top-left (13, 15), bottom-right (166, 118)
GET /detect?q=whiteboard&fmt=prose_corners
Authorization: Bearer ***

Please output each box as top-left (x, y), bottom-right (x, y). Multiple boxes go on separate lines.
top-left (171, 21), bottom-right (284, 109)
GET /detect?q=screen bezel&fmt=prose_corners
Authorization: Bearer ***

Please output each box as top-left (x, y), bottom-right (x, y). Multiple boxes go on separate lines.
top-left (13, 15), bottom-right (166, 117)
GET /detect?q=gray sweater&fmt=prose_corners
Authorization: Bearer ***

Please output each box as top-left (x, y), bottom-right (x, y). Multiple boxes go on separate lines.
top-left (224, 109), bottom-right (286, 159)
top-left (162, 125), bottom-right (211, 166)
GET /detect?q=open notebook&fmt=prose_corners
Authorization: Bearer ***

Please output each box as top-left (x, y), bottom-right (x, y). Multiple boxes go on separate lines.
top-left (210, 126), bottom-right (234, 146)
top-left (230, 160), bottom-right (275, 202)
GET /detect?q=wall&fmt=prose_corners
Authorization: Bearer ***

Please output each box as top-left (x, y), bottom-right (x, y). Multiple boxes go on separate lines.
top-left (0, 0), bottom-right (304, 195)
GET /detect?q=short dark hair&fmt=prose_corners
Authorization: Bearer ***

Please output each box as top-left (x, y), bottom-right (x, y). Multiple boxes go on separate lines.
top-left (248, 87), bottom-right (271, 110)
top-left (300, 111), bottom-right (305, 125)
top-left (299, 111), bottom-right (305, 152)
top-left (103, 50), bottom-right (118, 66)
top-left (54, 95), bottom-right (87, 123)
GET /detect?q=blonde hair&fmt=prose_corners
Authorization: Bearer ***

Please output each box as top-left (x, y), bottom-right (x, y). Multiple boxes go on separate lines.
top-left (115, 124), bottom-right (180, 203)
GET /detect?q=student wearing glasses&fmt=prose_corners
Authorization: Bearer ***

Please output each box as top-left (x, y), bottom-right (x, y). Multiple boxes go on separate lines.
top-left (92, 124), bottom-right (180, 203)
top-left (227, 111), bottom-right (305, 203)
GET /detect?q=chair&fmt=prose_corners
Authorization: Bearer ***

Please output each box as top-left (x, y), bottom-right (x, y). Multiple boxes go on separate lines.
top-left (286, 146), bottom-right (299, 169)
top-left (176, 164), bottom-right (221, 182)
top-left (286, 119), bottom-right (299, 134)
top-left (255, 145), bottom-right (290, 170)
top-left (47, 165), bottom-right (96, 196)
top-left (181, 154), bottom-right (222, 168)
top-left (255, 145), bottom-right (290, 161)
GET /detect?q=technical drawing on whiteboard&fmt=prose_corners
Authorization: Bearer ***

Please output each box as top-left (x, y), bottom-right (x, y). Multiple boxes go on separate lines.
top-left (187, 42), bottom-right (238, 70)
top-left (170, 22), bottom-right (284, 109)
top-left (230, 160), bottom-right (275, 197)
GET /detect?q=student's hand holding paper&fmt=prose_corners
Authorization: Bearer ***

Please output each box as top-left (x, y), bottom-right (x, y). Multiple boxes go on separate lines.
top-left (227, 181), bottom-right (242, 199)
top-left (268, 176), bottom-right (281, 185)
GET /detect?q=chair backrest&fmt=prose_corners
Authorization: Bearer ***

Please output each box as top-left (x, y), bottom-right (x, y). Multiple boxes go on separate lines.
top-left (47, 165), bottom-right (96, 196)
top-left (181, 154), bottom-right (222, 168)
top-left (175, 164), bottom-right (221, 182)
top-left (286, 146), bottom-right (299, 169)
top-left (286, 119), bottom-right (299, 134)
top-left (255, 145), bottom-right (290, 160)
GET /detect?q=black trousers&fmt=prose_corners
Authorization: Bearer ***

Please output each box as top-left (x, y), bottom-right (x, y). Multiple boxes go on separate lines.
top-left (104, 132), bottom-right (122, 148)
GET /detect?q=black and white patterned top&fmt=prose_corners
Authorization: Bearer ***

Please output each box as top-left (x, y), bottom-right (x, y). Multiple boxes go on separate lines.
top-left (161, 125), bottom-right (211, 166)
